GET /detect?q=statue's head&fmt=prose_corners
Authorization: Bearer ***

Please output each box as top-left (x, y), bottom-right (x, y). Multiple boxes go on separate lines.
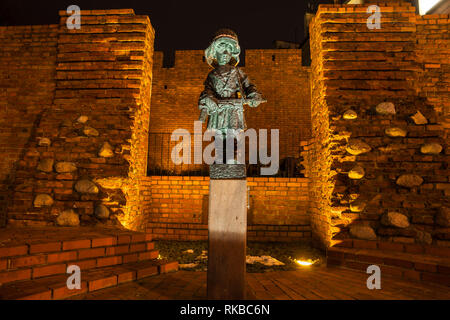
top-left (205, 28), bottom-right (241, 68)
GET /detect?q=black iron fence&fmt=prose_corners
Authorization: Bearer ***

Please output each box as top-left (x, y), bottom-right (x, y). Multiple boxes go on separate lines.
top-left (147, 130), bottom-right (307, 177)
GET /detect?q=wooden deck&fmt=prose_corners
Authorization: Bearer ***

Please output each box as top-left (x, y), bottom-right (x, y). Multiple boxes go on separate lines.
top-left (69, 266), bottom-right (450, 300)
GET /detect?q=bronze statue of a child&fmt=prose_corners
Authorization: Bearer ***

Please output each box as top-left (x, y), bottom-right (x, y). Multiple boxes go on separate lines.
top-left (198, 29), bottom-right (266, 164)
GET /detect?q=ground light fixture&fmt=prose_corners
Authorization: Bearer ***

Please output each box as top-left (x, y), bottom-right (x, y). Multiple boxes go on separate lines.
top-left (295, 259), bottom-right (318, 266)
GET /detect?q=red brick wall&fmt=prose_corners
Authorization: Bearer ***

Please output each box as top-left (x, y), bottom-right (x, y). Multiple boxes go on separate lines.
top-left (1, 5), bottom-right (447, 253)
top-left (148, 49), bottom-right (311, 173)
top-left (4, 9), bottom-right (155, 229)
top-left (303, 8), bottom-right (333, 249)
top-left (144, 176), bottom-right (311, 241)
top-left (305, 1), bottom-right (448, 249)
top-left (415, 14), bottom-right (450, 141)
top-left (0, 25), bottom-right (59, 227)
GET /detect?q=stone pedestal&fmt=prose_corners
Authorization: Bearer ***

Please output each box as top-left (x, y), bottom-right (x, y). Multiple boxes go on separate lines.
top-left (207, 178), bottom-right (247, 300)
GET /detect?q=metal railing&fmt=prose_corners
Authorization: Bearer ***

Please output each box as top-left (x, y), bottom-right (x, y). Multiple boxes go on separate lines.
top-left (147, 130), bottom-right (307, 177)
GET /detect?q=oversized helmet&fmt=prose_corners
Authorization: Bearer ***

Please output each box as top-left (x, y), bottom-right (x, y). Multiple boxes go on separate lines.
top-left (204, 28), bottom-right (241, 67)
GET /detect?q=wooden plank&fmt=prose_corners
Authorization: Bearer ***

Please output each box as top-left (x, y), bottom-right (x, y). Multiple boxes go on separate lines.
top-left (266, 272), bottom-right (324, 300)
top-left (270, 276), bottom-right (307, 300)
top-left (312, 269), bottom-right (398, 300)
top-left (207, 179), bottom-right (247, 300)
top-left (246, 274), bottom-right (276, 300)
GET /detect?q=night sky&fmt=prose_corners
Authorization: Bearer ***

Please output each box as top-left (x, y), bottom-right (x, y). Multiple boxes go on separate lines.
top-left (0, 0), bottom-right (334, 56)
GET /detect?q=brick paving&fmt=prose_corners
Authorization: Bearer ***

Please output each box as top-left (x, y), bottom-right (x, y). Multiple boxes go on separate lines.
top-left (0, 227), bottom-right (177, 299)
top-left (0, 226), bottom-right (146, 247)
top-left (1, 227), bottom-right (449, 300)
top-left (68, 266), bottom-right (450, 300)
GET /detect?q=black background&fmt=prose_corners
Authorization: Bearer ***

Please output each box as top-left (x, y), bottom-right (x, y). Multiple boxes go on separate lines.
top-left (0, 0), bottom-right (335, 57)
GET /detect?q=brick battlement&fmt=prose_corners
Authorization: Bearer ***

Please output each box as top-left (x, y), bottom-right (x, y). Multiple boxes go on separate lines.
top-left (153, 49), bottom-right (303, 69)
top-left (149, 48), bottom-right (312, 173)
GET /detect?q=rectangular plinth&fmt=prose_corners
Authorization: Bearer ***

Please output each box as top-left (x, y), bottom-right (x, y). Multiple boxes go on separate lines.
top-left (209, 164), bottom-right (246, 179)
top-left (207, 179), bottom-right (247, 300)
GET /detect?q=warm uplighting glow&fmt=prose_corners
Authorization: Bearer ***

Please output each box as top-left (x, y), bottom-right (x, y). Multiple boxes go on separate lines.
top-left (419, 0), bottom-right (442, 15)
top-left (295, 259), bottom-right (316, 266)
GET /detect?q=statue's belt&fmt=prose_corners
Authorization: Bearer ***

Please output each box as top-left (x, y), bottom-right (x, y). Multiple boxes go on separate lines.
top-left (210, 98), bottom-right (266, 113)
top-left (213, 99), bottom-right (244, 112)
top-left (216, 97), bottom-right (265, 105)
top-left (217, 98), bottom-right (244, 104)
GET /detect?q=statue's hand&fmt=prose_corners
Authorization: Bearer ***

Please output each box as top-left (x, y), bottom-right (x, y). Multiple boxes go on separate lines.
top-left (206, 96), bottom-right (219, 109)
top-left (198, 96), bottom-right (218, 122)
top-left (199, 108), bottom-right (208, 123)
top-left (248, 99), bottom-right (261, 108)
top-left (247, 93), bottom-right (265, 108)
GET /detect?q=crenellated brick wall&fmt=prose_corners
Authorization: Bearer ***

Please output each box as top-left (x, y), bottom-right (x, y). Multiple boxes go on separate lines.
top-left (144, 176), bottom-right (311, 241)
top-left (150, 49), bottom-right (311, 135)
top-left (305, 1), bottom-right (449, 249)
top-left (148, 49), bottom-right (311, 174)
